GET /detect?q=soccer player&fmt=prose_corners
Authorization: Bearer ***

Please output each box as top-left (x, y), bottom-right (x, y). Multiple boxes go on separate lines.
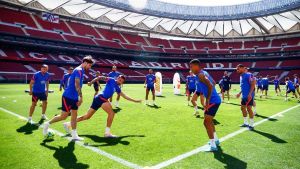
top-left (261, 75), bottom-right (269, 98)
top-left (191, 82), bottom-right (205, 117)
top-left (293, 74), bottom-right (300, 96)
top-left (90, 71), bottom-right (101, 97)
top-left (43, 56), bottom-right (94, 141)
top-left (285, 77), bottom-right (298, 101)
top-left (144, 69), bottom-right (156, 105)
top-left (59, 67), bottom-right (73, 91)
top-left (220, 71), bottom-right (231, 103)
top-left (27, 64), bottom-right (50, 124)
top-left (108, 65), bottom-right (122, 107)
top-left (190, 59), bottom-right (221, 151)
top-left (236, 64), bottom-right (256, 131)
top-left (63, 75), bottom-right (142, 138)
top-left (256, 76), bottom-right (263, 94)
top-left (186, 71), bottom-right (197, 106)
top-left (273, 75), bottom-right (281, 96)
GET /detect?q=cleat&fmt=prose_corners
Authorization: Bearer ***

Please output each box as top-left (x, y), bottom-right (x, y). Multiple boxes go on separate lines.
top-left (41, 114), bottom-right (48, 120)
top-left (240, 124), bottom-right (248, 127)
top-left (248, 126), bottom-right (254, 131)
top-left (72, 135), bottom-right (84, 141)
top-left (63, 122), bottom-right (71, 134)
top-left (27, 118), bottom-right (33, 124)
top-left (205, 146), bottom-right (218, 152)
top-left (208, 140), bottom-right (220, 146)
top-left (43, 122), bottom-right (50, 135)
top-left (104, 132), bottom-right (118, 138)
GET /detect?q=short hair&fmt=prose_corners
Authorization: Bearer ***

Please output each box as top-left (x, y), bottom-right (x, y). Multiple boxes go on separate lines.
top-left (68, 67), bottom-right (74, 70)
top-left (41, 64), bottom-right (48, 68)
top-left (236, 64), bottom-right (244, 68)
top-left (82, 55), bottom-right (94, 64)
top-left (189, 59), bottom-right (200, 65)
top-left (118, 75), bottom-right (125, 80)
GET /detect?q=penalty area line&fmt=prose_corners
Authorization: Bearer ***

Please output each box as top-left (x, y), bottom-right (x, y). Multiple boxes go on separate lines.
top-left (151, 104), bottom-right (300, 169)
top-left (0, 107), bottom-right (143, 169)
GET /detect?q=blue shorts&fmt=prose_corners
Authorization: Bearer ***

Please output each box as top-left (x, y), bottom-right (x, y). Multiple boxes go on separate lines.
top-left (241, 98), bottom-right (254, 106)
top-left (146, 86), bottom-right (155, 92)
top-left (196, 91), bottom-right (202, 96)
top-left (205, 103), bottom-right (220, 117)
top-left (222, 86), bottom-right (230, 92)
top-left (287, 89), bottom-right (295, 94)
top-left (257, 86), bottom-right (262, 90)
top-left (91, 95), bottom-right (108, 111)
top-left (32, 92), bottom-right (47, 102)
top-left (262, 86), bottom-right (268, 90)
top-left (62, 96), bottom-right (78, 112)
top-left (188, 89), bottom-right (196, 94)
top-left (275, 85), bottom-right (280, 90)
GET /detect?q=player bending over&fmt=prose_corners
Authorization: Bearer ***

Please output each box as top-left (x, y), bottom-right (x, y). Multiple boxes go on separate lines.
top-left (43, 56), bottom-right (94, 141)
top-left (285, 77), bottom-right (298, 101)
top-left (28, 64), bottom-right (50, 123)
top-left (64, 75), bottom-right (142, 138)
top-left (186, 71), bottom-right (197, 106)
top-left (59, 67), bottom-right (73, 91)
top-left (236, 64), bottom-right (256, 131)
top-left (220, 71), bottom-right (231, 103)
top-left (273, 75), bottom-right (281, 96)
top-left (144, 69), bottom-right (156, 105)
top-left (190, 59), bottom-right (222, 151)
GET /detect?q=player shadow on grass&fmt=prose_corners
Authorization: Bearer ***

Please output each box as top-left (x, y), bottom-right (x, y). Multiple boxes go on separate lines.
top-left (146, 104), bottom-right (161, 109)
top-left (16, 119), bottom-right (45, 135)
top-left (113, 107), bottom-right (122, 113)
top-left (174, 94), bottom-right (185, 96)
top-left (213, 146), bottom-right (247, 169)
top-left (252, 130), bottom-right (287, 143)
top-left (80, 134), bottom-right (145, 147)
top-left (40, 141), bottom-right (89, 169)
top-left (224, 102), bottom-right (240, 106)
top-left (156, 95), bottom-right (166, 98)
top-left (255, 114), bottom-right (278, 122)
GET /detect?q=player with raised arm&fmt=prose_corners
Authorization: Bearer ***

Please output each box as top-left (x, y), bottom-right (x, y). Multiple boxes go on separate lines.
top-left (27, 64), bottom-right (50, 124)
top-left (190, 59), bottom-right (221, 151)
top-left (91, 71), bottom-right (101, 97)
top-left (63, 75), bottom-right (142, 138)
top-left (236, 64), bottom-right (256, 131)
top-left (43, 56), bottom-right (94, 141)
top-left (59, 67), bottom-right (73, 91)
top-left (144, 69), bottom-right (156, 105)
top-left (186, 71), bottom-right (197, 106)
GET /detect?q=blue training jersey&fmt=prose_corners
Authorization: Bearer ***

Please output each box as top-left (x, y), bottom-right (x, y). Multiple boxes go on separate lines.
top-left (63, 66), bottom-right (84, 100)
top-left (262, 78), bottom-right (269, 86)
top-left (287, 80), bottom-right (295, 90)
top-left (146, 74), bottom-right (156, 87)
top-left (98, 78), bottom-right (121, 100)
top-left (108, 71), bottom-right (121, 80)
top-left (240, 72), bottom-right (255, 99)
top-left (274, 79), bottom-right (279, 86)
top-left (294, 78), bottom-right (299, 85)
top-left (256, 78), bottom-right (262, 87)
top-left (221, 75), bottom-right (231, 88)
top-left (186, 75), bottom-right (196, 90)
top-left (32, 71), bottom-right (50, 93)
top-left (196, 70), bottom-right (221, 104)
top-left (60, 73), bottom-right (71, 89)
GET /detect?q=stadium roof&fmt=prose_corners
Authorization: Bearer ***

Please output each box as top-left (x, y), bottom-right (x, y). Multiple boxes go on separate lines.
top-left (2, 0), bottom-right (300, 38)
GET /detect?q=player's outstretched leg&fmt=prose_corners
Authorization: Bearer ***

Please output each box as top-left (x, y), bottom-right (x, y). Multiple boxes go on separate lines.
top-left (43, 111), bottom-right (69, 135)
top-left (204, 114), bottom-right (218, 151)
top-left (101, 102), bottom-right (117, 138)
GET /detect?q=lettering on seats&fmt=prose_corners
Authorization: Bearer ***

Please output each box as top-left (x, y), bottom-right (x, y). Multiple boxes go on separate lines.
top-left (106, 59), bottom-right (124, 65)
top-left (58, 55), bottom-right (75, 62)
top-left (29, 52), bottom-right (46, 60)
top-left (0, 49), bottom-right (7, 57)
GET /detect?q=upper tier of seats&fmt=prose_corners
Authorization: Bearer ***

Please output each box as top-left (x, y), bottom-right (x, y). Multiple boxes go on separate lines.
top-left (0, 7), bottom-right (299, 55)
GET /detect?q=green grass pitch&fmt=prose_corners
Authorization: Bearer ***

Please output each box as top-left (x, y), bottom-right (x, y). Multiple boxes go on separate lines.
top-left (0, 83), bottom-right (300, 169)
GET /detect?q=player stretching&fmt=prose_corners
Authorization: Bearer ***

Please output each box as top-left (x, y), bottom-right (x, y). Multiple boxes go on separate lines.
top-left (285, 77), bottom-right (298, 101)
top-left (63, 75), bottom-right (142, 138)
top-left (91, 71), bottom-right (101, 97)
top-left (144, 69), bottom-right (156, 105)
top-left (108, 65), bottom-right (122, 107)
top-left (186, 71), bottom-right (197, 106)
top-left (59, 67), bottom-right (73, 91)
top-left (236, 64), bottom-right (256, 130)
top-left (220, 71), bottom-right (231, 103)
top-left (273, 75), bottom-right (281, 96)
top-left (43, 56), bottom-right (94, 141)
top-left (28, 64), bottom-right (50, 124)
top-left (261, 75), bottom-right (269, 98)
top-left (190, 59), bottom-right (221, 151)
top-left (293, 74), bottom-right (300, 96)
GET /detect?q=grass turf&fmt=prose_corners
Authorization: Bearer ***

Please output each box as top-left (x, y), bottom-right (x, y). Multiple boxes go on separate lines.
top-left (0, 83), bottom-right (299, 169)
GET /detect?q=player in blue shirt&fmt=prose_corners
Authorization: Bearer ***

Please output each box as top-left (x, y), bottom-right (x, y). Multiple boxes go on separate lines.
top-left (273, 75), bottom-right (281, 96)
top-left (43, 56), bottom-right (94, 141)
top-left (27, 64), bottom-right (50, 124)
top-left (261, 75), bottom-right (269, 98)
top-left (59, 67), bottom-right (73, 91)
top-left (108, 65), bottom-right (122, 107)
top-left (256, 76), bottom-right (263, 94)
top-left (89, 71), bottom-right (102, 97)
top-left (186, 71), bottom-right (197, 106)
top-left (144, 69), bottom-right (156, 105)
top-left (220, 71), bottom-right (232, 103)
top-left (285, 76), bottom-right (298, 101)
top-left (293, 74), bottom-right (300, 96)
top-left (236, 64), bottom-right (256, 131)
top-left (63, 75), bottom-right (142, 138)
top-left (190, 59), bottom-right (221, 152)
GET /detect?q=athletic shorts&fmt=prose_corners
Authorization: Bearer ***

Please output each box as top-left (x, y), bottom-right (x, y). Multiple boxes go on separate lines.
top-left (287, 89), bottom-right (296, 94)
top-left (222, 86), bottom-right (230, 92)
top-left (62, 96), bottom-right (78, 112)
top-left (241, 97), bottom-right (254, 106)
top-left (93, 85), bottom-right (99, 92)
top-left (32, 92), bottom-right (47, 102)
top-left (188, 89), bottom-right (196, 94)
top-left (257, 86), bottom-right (262, 90)
top-left (262, 86), bottom-right (268, 90)
top-left (91, 95), bottom-right (108, 111)
top-left (205, 103), bottom-right (220, 117)
top-left (195, 91), bottom-right (203, 96)
top-left (275, 85), bottom-right (280, 90)
top-left (146, 86), bottom-right (155, 92)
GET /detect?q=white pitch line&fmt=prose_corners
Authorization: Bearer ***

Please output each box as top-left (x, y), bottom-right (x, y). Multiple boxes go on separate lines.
top-left (151, 104), bottom-right (300, 169)
top-left (0, 107), bottom-right (143, 169)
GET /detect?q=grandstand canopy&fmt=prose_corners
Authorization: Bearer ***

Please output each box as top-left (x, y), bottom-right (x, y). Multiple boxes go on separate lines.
top-left (3, 0), bottom-right (300, 38)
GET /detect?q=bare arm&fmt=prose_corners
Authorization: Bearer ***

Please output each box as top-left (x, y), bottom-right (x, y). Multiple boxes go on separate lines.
top-left (120, 92), bottom-right (142, 103)
top-left (75, 78), bottom-right (82, 98)
top-left (88, 76), bottom-right (108, 86)
top-left (45, 81), bottom-right (49, 96)
top-left (29, 80), bottom-right (34, 95)
top-left (249, 78), bottom-right (256, 98)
